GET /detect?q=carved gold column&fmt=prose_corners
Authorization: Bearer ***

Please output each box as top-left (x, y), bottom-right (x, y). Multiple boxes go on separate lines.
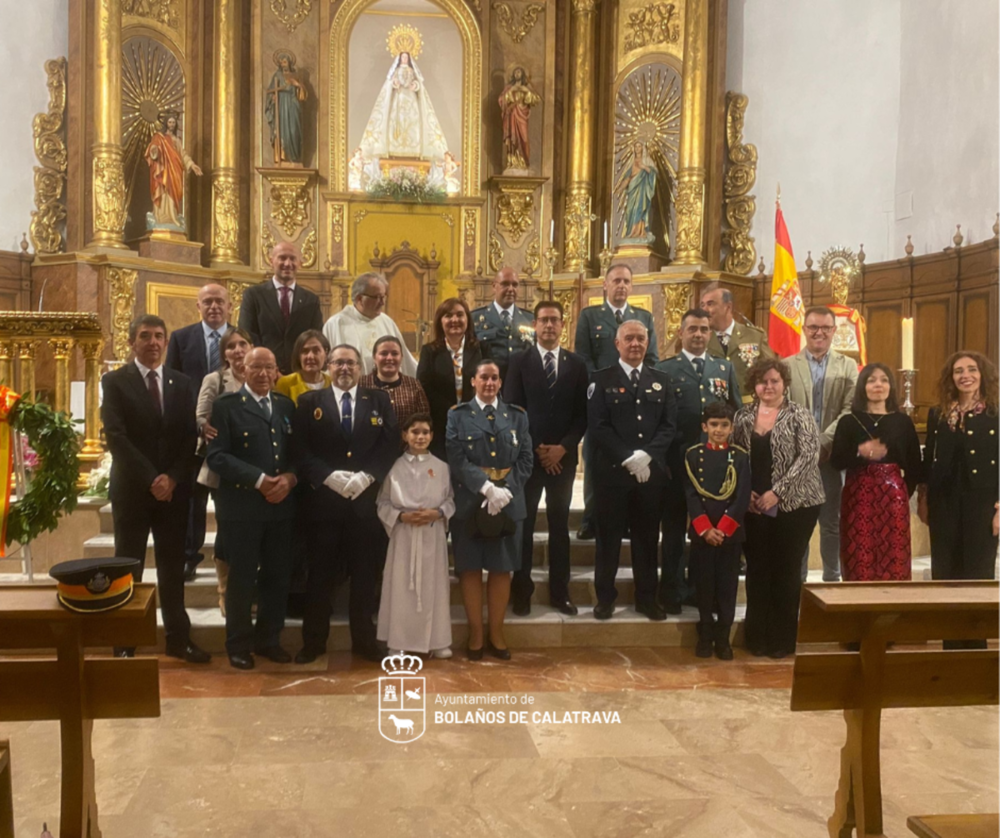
top-left (0, 341), bottom-right (12, 389)
top-left (49, 338), bottom-right (73, 415)
top-left (80, 341), bottom-right (105, 456)
top-left (563, 0), bottom-right (599, 274)
top-left (674, 0), bottom-right (709, 266)
top-left (210, 0), bottom-right (241, 264)
top-left (17, 342), bottom-right (36, 402)
top-left (88, 0), bottom-right (127, 249)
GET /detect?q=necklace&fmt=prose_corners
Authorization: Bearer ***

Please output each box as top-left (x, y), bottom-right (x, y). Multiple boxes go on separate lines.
top-left (865, 411), bottom-right (888, 430)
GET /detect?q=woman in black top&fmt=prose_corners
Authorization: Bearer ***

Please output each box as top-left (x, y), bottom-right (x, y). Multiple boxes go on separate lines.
top-left (918, 352), bottom-right (999, 637)
top-left (417, 297), bottom-right (488, 461)
top-left (831, 363), bottom-right (921, 581)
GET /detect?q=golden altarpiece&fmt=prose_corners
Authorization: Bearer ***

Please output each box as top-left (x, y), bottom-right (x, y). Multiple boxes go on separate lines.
top-left (18, 0), bottom-right (759, 457)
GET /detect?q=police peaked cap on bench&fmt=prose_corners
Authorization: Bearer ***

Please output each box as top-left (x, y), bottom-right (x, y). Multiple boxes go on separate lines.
top-left (49, 557), bottom-right (141, 613)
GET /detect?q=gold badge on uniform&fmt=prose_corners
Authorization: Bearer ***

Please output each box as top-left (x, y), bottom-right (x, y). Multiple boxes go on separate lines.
top-left (652, 382), bottom-right (662, 391)
top-left (314, 407), bottom-right (323, 420)
top-left (371, 416), bottom-right (383, 426)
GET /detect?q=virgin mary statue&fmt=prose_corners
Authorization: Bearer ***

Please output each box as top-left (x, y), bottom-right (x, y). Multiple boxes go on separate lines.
top-left (360, 52), bottom-right (449, 161)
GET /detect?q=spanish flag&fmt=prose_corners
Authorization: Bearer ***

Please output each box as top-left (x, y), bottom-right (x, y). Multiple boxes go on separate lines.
top-left (768, 201), bottom-right (804, 357)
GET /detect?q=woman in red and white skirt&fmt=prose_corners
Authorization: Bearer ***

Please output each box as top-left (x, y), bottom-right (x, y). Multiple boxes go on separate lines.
top-left (831, 362), bottom-right (921, 581)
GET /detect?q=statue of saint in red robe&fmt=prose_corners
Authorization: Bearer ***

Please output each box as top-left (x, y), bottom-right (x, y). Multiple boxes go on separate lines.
top-left (499, 68), bottom-right (541, 172)
top-left (144, 112), bottom-right (201, 230)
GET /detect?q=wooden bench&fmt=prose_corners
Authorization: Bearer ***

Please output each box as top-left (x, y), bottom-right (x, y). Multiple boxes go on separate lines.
top-left (0, 583), bottom-right (160, 838)
top-left (907, 813), bottom-right (1000, 838)
top-left (791, 581), bottom-right (999, 838)
top-left (0, 739), bottom-right (12, 838)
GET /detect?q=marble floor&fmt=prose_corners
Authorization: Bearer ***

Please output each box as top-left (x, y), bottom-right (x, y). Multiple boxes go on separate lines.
top-left (3, 648), bottom-right (997, 838)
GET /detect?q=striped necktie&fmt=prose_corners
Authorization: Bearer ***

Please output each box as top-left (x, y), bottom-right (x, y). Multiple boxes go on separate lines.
top-left (208, 330), bottom-right (221, 372)
top-left (544, 351), bottom-right (556, 389)
top-left (340, 392), bottom-right (352, 435)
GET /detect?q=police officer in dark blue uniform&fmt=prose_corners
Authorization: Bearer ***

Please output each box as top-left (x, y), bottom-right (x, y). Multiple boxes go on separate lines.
top-left (470, 267), bottom-right (534, 381)
top-left (588, 319), bottom-right (676, 620)
top-left (655, 308), bottom-right (741, 612)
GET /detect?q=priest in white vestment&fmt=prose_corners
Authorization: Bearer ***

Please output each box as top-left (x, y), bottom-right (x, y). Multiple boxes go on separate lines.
top-left (322, 272), bottom-right (418, 376)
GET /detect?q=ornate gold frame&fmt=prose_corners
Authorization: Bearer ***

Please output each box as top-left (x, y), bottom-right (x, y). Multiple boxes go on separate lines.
top-left (328, 0), bottom-right (482, 197)
top-left (146, 281), bottom-right (200, 317)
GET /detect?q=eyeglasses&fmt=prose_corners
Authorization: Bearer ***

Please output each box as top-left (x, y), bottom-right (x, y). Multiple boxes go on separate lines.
top-left (331, 359), bottom-right (359, 368)
top-left (247, 363), bottom-right (277, 372)
top-left (360, 293), bottom-right (388, 302)
top-left (804, 326), bottom-right (835, 335)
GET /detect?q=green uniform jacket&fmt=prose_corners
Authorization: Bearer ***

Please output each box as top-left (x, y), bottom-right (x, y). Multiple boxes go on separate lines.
top-left (706, 321), bottom-right (774, 401)
top-left (575, 302), bottom-right (658, 374)
top-left (655, 353), bottom-right (741, 471)
top-left (470, 303), bottom-right (535, 379)
top-left (206, 387), bottom-right (297, 522)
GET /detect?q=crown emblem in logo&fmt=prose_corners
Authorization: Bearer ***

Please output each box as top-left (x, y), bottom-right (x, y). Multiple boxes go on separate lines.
top-left (381, 652), bottom-right (424, 675)
top-left (86, 572), bottom-right (111, 594)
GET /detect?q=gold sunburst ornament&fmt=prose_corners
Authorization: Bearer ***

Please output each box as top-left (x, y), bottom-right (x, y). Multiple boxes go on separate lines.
top-left (817, 247), bottom-right (860, 306)
top-left (386, 23), bottom-right (423, 60)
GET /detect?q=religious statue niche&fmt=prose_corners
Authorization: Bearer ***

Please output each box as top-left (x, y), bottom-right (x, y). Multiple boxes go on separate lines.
top-left (353, 23), bottom-right (460, 197)
top-left (266, 49), bottom-right (309, 167)
top-left (144, 110), bottom-right (203, 232)
top-left (611, 63), bottom-right (680, 256)
top-left (121, 36), bottom-right (189, 241)
top-left (818, 247), bottom-right (867, 366)
top-left (499, 67), bottom-right (541, 173)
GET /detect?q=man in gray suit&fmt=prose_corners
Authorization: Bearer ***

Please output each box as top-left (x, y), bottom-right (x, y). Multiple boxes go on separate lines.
top-left (787, 306), bottom-right (858, 582)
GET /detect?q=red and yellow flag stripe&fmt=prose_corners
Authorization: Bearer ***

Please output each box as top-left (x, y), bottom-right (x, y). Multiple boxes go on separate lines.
top-left (768, 204), bottom-right (804, 358)
top-left (0, 386), bottom-right (21, 556)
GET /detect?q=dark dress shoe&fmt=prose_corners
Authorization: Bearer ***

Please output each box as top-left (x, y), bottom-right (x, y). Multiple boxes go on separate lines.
top-left (294, 648), bottom-right (322, 664)
top-left (512, 599), bottom-right (531, 617)
top-left (714, 641), bottom-right (734, 661)
top-left (747, 646), bottom-right (768, 658)
top-left (467, 645), bottom-right (484, 661)
top-left (636, 603), bottom-right (667, 621)
top-left (183, 560), bottom-right (200, 582)
top-left (229, 652), bottom-right (255, 670)
top-left (255, 646), bottom-right (292, 664)
top-left (113, 647), bottom-right (135, 658)
top-left (551, 599), bottom-right (578, 616)
top-left (354, 645), bottom-right (384, 663)
top-left (768, 649), bottom-right (792, 660)
top-left (576, 523), bottom-right (595, 540)
top-left (663, 600), bottom-right (683, 615)
top-left (486, 641), bottom-right (511, 661)
top-left (165, 642), bottom-right (211, 664)
top-left (695, 637), bottom-right (714, 658)
top-left (593, 603), bottom-right (614, 620)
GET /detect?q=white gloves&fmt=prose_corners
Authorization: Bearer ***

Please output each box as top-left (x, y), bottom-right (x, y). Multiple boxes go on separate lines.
top-left (622, 450), bottom-right (651, 475)
top-left (324, 470), bottom-right (373, 500)
top-left (633, 465), bottom-right (651, 484)
top-left (480, 482), bottom-right (513, 515)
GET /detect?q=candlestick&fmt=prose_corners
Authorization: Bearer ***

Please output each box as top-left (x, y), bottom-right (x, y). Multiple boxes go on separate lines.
top-left (549, 219), bottom-right (555, 245)
top-left (599, 246), bottom-right (613, 276)
top-left (543, 244), bottom-right (559, 294)
top-left (603, 220), bottom-right (608, 249)
top-left (898, 368), bottom-right (917, 416)
top-left (901, 317), bottom-right (914, 370)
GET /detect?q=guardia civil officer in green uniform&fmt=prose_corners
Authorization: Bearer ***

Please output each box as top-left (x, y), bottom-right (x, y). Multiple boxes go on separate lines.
top-left (655, 309), bottom-right (741, 613)
top-left (470, 266), bottom-right (535, 381)
top-left (575, 263), bottom-right (658, 539)
top-left (446, 359), bottom-right (533, 662)
top-left (207, 347), bottom-right (298, 670)
top-left (700, 281), bottom-right (774, 402)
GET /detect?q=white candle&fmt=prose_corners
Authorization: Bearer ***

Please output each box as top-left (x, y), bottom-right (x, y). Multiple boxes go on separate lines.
top-left (901, 317), bottom-right (914, 370)
top-left (603, 220), bottom-right (608, 248)
top-left (549, 219), bottom-right (555, 245)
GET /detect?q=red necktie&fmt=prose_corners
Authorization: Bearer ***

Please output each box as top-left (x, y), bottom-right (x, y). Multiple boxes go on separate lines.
top-left (280, 286), bottom-right (291, 323)
top-left (147, 369), bottom-right (162, 414)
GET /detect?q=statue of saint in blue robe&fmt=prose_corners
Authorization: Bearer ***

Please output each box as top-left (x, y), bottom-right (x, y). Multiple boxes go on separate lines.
top-left (266, 52), bottom-right (307, 165)
top-left (622, 142), bottom-right (657, 243)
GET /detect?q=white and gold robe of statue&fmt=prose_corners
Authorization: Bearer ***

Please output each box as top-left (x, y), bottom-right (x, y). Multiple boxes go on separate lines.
top-left (376, 452), bottom-right (455, 653)
top-left (322, 305), bottom-right (417, 377)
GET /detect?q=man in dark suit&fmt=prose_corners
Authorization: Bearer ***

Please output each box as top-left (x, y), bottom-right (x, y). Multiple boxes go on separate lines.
top-left (655, 309), bottom-right (741, 613)
top-left (470, 267), bottom-right (534, 381)
top-left (574, 263), bottom-right (658, 540)
top-left (588, 319), bottom-right (676, 621)
top-left (293, 344), bottom-right (398, 663)
top-left (165, 281), bottom-right (234, 580)
top-left (207, 347), bottom-right (298, 670)
top-left (503, 300), bottom-right (588, 616)
top-left (100, 314), bottom-right (210, 663)
top-left (238, 241), bottom-right (323, 376)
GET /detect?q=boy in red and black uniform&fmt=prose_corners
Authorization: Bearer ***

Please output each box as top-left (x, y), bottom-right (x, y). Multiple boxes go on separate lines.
top-left (684, 402), bottom-right (751, 660)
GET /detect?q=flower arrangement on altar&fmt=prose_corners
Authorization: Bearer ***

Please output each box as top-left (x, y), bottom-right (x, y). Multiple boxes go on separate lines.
top-left (365, 166), bottom-right (445, 203)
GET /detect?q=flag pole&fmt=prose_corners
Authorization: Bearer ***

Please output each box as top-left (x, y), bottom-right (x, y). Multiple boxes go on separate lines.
top-left (776, 182), bottom-right (781, 207)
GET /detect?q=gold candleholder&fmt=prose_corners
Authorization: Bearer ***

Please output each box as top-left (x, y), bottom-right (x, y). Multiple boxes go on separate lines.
top-left (544, 245), bottom-right (559, 296)
top-left (599, 246), bottom-right (613, 276)
top-left (899, 369), bottom-right (917, 416)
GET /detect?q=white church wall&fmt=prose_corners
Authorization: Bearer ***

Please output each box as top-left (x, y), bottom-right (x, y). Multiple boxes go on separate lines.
top-left (894, 0), bottom-right (999, 254)
top-left (0, 0), bottom-right (69, 251)
top-left (729, 0), bottom-right (902, 266)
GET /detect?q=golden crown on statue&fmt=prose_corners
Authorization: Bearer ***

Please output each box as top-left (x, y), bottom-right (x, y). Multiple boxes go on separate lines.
top-left (381, 652), bottom-right (424, 675)
top-left (386, 23), bottom-right (423, 60)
